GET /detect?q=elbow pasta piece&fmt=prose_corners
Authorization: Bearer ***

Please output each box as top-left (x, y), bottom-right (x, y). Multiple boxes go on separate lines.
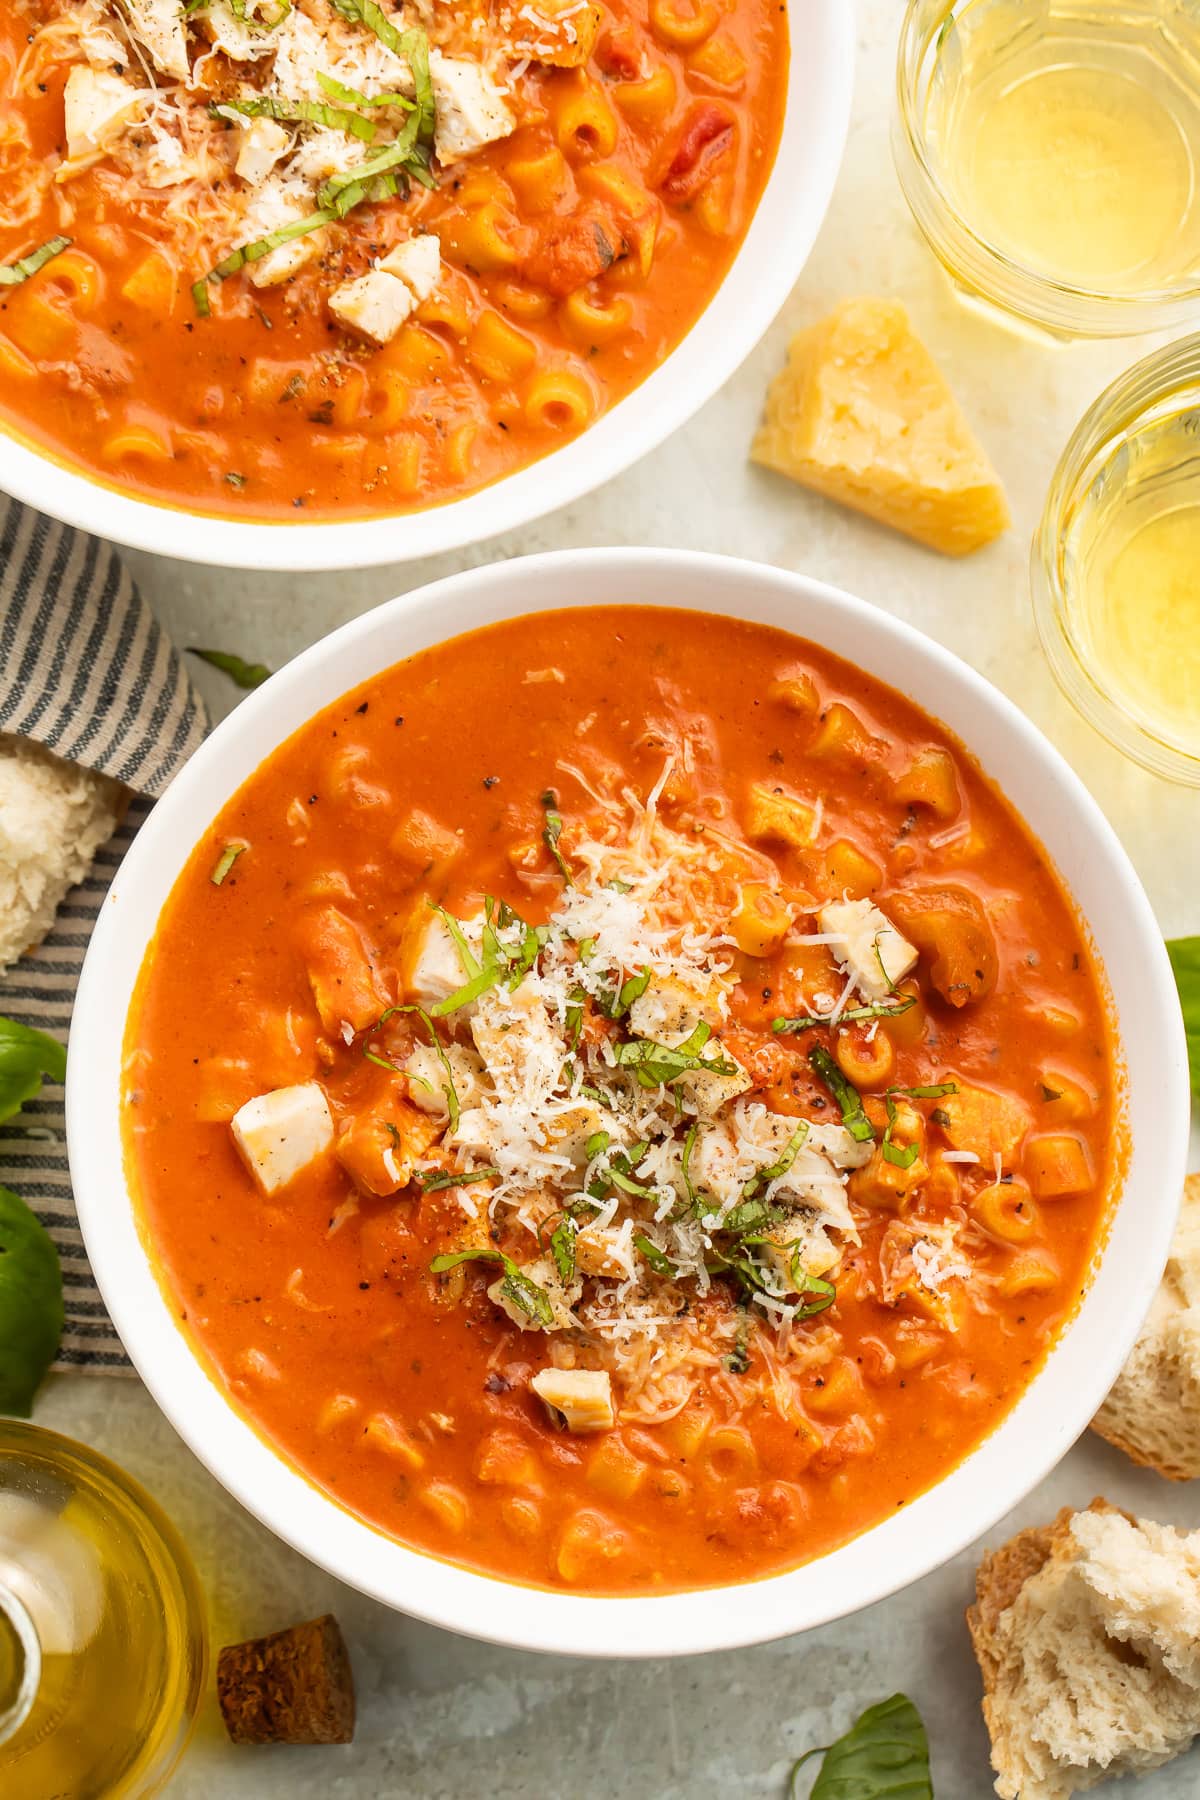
top-left (523, 368), bottom-right (595, 431)
top-left (6, 291), bottom-right (75, 359)
top-left (820, 838), bottom-right (884, 897)
top-left (382, 432), bottom-right (424, 497)
top-left (614, 63), bottom-right (678, 127)
top-left (650, 0), bottom-right (720, 49)
top-left (438, 200), bottom-right (520, 275)
top-left (893, 747), bottom-right (961, 819)
top-left (555, 1509), bottom-right (630, 1584)
top-left (504, 143), bottom-right (575, 212)
top-left (664, 1407), bottom-right (712, 1460)
top-left (316, 1393), bottom-right (361, 1433)
top-left (415, 285), bottom-right (473, 337)
top-left (553, 72), bottom-right (621, 161)
top-left (43, 248), bottom-right (100, 310)
top-left (467, 311), bottom-right (538, 384)
top-left (327, 370), bottom-right (368, 432)
top-left (694, 168), bottom-right (737, 236)
top-left (100, 424), bottom-right (172, 465)
top-left (973, 1177), bottom-right (1040, 1244)
top-left (806, 1358), bottom-right (862, 1416)
top-left (560, 286), bottom-right (633, 345)
top-left (704, 1424), bottom-right (758, 1481)
top-left (730, 881), bottom-right (793, 958)
top-left (586, 1436), bottom-right (646, 1501)
top-left (1037, 1069), bottom-right (1099, 1125)
top-left (500, 1494), bottom-right (542, 1538)
top-left (417, 1481), bottom-right (470, 1534)
top-left (996, 1251), bottom-right (1061, 1298)
top-left (362, 1414), bottom-right (427, 1471)
top-left (474, 1430), bottom-right (541, 1488)
top-left (442, 420), bottom-right (477, 481)
top-left (834, 1025), bottom-right (896, 1090)
top-left (361, 370), bottom-right (410, 434)
top-left (392, 326), bottom-right (452, 381)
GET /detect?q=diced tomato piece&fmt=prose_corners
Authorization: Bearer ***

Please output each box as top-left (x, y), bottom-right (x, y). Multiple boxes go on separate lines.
top-left (659, 103), bottom-right (736, 204)
top-left (523, 207), bottom-right (625, 298)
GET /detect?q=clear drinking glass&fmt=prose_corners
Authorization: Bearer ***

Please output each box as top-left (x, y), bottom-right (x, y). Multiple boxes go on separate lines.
top-left (1034, 334), bottom-right (1200, 785)
top-left (0, 1421), bottom-right (207, 1797)
top-left (895, 0), bottom-right (1200, 337)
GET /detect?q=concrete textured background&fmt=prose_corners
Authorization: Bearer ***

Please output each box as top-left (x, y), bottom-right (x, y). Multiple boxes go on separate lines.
top-left (40, 1), bottom-right (1200, 1793)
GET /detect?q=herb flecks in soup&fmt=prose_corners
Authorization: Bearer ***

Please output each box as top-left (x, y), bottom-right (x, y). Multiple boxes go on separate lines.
top-left (124, 609), bottom-right (1120, 1594)
top-left (1, 0), bottom-right (787, 517)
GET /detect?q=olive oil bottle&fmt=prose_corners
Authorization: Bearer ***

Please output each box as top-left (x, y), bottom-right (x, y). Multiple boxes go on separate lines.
top-left (0, 1422), bottom-right (206, 1797)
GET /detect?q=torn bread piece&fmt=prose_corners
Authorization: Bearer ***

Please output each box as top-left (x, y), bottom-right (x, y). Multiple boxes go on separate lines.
top-left (968, 1499), bottom-right (1200, 1800)
top-left (0, 735), bottom-right (124, 974)
top-left (1092, 1172), bottom-right (1200, 1479)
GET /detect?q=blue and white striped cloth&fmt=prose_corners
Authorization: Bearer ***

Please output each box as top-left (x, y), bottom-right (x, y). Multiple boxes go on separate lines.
top-left (0, 495), bottom-right (208, 1368)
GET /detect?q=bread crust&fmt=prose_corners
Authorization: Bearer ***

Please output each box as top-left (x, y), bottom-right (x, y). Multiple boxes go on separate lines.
top-left (1091, 1174), bottom-right (1200, 1481)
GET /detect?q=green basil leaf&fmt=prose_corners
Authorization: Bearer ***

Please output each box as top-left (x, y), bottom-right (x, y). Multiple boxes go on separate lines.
top-left (0, 235), bottom-right (71, 289)
top-left (540, 789), bottom-right (574, 886)
top-left (0, 1020), bottom-right (66, 1126)
top-left (809, 1046), bottom-right (875, 1143)
top-left (772, 996), bottom-right (916, 1035)
top-left (634, 1232), bottom-right (676, 1276)
top-left (549, 1215), bottom-right (578, 1283)
top-left (0, 1186), bottom-right (63, 1416)
top-left (414, 1167), bottom-right (497, 1193)
top-left (428, 1246), bottom-right (554, 1327)
top-left (187, 646), bottom-right (272, 689)
top-left (790, 1693), bottom-right (932, 1799)
top-left (1167, 937), bottom-right (1200, 1102)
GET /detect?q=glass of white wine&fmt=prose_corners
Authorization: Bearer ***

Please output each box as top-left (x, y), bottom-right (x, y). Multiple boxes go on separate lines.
top-left (895, 0), bottom-right (1200, 336)
top-left (1035, 334), bottom-right (1200, 783)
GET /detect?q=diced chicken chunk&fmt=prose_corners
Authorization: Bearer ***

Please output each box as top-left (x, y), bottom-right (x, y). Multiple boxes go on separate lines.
top-left (818, 898), bottom-right (918, 1004)
top-left (542, 1101), bottom-right (610, 1169)
top-left (511, 0), bottom-right (602, 67)
top-left (531, 1367), bottom-right (614, 1433)
top-left (329, 270), bottom-right (414, 346)
top-left (380, 235), bottom-right (441, 304)
top-left (125, 0), bottom-right (189, 80)
top-left (574, 1224), bottom-right (634, 1279)
top-left (297, 905), bottom-right (388, 1036)
top-left (760, 1215), bottom-right (841, 1286)
top-left (406, 912), bottom-right (477, 1010)
top-left (806, 1120), bottom-right (875, 1172)
top-left (404, 1042), bottom-right (485, 1118)
top-left (235, 117), bottom-right (291, 187)
top-left (936, 1081), bottom-right (1031, 1167)
top-left (677, 1056), bottom-right (752, 1116)
top-left (335, 1098), bottom-right (441, 1196)
top-left (471, 984), bottom-right (563, 1111)
top-left (628, 972), bottom-right (725, 1044)
top-left (428, 51), bottom-right (516, 163)
top-left (231, 1082), bottom-right (333, 1196)
top-left (63, 67), bottom-right (143, 163)
top-left (201, 0), bottom-right (280, 62)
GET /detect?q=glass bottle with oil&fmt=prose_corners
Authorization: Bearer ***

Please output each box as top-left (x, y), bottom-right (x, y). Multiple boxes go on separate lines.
top-left (1036, 334), bottom-right (1200, 782)
top-left (0, 1421), bottom-right (207, 1798)
top-left (896, 0), bottom-right (1200, 334)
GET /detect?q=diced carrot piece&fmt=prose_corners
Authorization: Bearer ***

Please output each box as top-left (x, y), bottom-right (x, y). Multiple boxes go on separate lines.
top-left (893, 747), bottom-right (960, 819)
top-left (1026, 1133), bottom-right (1093, 1197)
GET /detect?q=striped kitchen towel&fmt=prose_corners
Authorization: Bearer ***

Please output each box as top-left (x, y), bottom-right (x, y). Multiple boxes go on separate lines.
top-left (0, 494), bottom-right (208, 1369)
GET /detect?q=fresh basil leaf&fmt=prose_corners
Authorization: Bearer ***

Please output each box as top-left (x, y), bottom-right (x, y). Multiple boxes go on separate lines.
top-left (0, 235), bottom-right (71, 289)
top-left (1167, 937), bottom-right (1200, 1102)
top-left (741, 1122), bottom-right (809, 1199)
top-left (0, 1020), bottom-right (66, 1126)
top-left (428, 1246), bottom-right (554, 1327)
top-left (364, 1004), bottom-right (460, 1130)
top-left (773, 996), bottom-right (916, 1035)
top-left (723, 1307), bottom-right (751, 1373)
top-left (210, 842), bottom-right (246, 886)
top-left (809, 1047), bottom-right (875, 1143)
top-left (540, 789), bottom-right (574, 886)
top-left (0, 1185), bottom-right (63, 1416)
top-left (414, 1167), bottom-right (498, 1193)
top-left (634, 1233), bottom-right (676, 1277)
top-left (549, 1215), bottom-right (578, 1283)
top-left (187, 646), bottom-right (272, 689)
top-left (790, 1693), bottom-right (932, 1799)
top-left (614, 1021), bottom-right (738, 1089)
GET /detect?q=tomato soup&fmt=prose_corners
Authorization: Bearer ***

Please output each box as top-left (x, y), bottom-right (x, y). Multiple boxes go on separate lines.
top-left (0, 0), bottom-right (787, 519)
top-left (124, 608), bottom-right (1121, 1594)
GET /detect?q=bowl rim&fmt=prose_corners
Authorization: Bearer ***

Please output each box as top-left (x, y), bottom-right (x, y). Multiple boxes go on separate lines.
top-left (67, 548), bottom-right (1190, 1658)
top-left (0, 0), bottom-right (854, 572)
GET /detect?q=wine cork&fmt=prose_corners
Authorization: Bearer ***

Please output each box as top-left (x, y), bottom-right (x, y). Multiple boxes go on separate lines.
top-left (216, 1613), bottom-right (355, 1745)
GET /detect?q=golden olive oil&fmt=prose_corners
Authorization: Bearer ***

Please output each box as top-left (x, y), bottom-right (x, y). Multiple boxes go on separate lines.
top-left (0, 1423), bottom-right (206, 1798)
top-left (1062, 406), bottom-right (1200, 761)
top-left (925, 0), bottom-right (1200, 294)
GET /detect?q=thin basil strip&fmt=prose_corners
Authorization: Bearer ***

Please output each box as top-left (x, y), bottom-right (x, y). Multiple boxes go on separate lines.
top-left (614, 1021), bottom-right (738, 1090)
top-left (210, 842), bottom-right (246, 886)
top-left (363, 1003), bottom-right (460, 1130)
top-left (317, 69), bottom-right (415, 111)
top-left (327, 6), bottom-right (436, 144)
top-left (428, 1247), bottom-right (554, 1327)
top-left (881, 1083), bottom-right (957, 1168)
top-left (772, 995), bottom-right (916, 1035)
top-left (741, 1122), bottom-right (809, 1200)
top-left (634, 1233), bottom-right (676, 1277)
top-left (216, 93), bottom-right (377, 141)
top-left (414, 1166), bottom-right (498, 1193)
top-left (549, 1215), bottom-right (578, 1283)
top-left (808, 1046), bottom-right (875, 1143)
top-left (0, 235), bottom-right (71, 289)
top-left (540, 789), bottom-right (574, 886)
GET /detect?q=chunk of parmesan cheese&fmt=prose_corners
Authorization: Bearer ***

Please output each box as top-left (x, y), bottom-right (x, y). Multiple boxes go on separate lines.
top-left (231, 1082), bottom-right (333, 1196)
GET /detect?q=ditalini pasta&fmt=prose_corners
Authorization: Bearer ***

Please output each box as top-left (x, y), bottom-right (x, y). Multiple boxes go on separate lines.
top-left (124, 607), bottom-right (1123, 1594)
top-left (0, 0), bottom-right (787, 518)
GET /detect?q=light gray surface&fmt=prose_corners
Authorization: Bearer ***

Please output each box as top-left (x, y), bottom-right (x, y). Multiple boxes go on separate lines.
top-left (41, 2), bottom-right (1200, 1795)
